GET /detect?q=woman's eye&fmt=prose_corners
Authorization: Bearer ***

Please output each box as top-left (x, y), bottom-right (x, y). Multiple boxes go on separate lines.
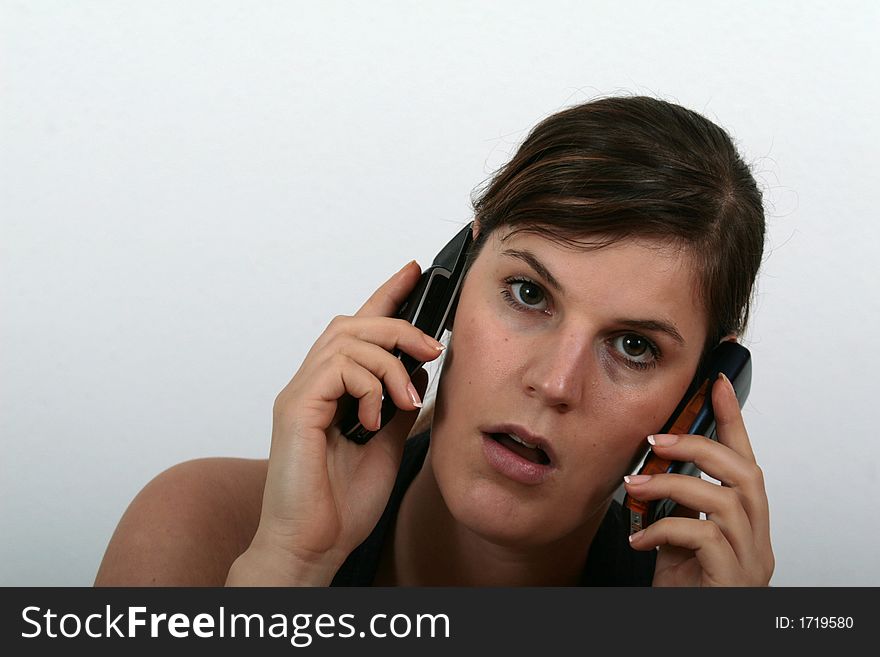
top-left (611, 334), bottom-right (659, 369)
top-left (508, 279), bottom-right (548, 310)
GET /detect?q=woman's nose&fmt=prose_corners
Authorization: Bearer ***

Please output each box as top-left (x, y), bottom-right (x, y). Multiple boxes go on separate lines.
top-left (522, 331), bottom-right (594, 411)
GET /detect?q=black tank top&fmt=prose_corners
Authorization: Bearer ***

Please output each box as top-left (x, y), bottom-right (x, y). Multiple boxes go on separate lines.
top-left (330, 431), bottom-right (656, 586)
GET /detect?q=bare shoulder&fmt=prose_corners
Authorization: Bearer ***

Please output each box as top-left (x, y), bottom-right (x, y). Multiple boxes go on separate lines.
top-left (95, 457), bottom-right (269, 586)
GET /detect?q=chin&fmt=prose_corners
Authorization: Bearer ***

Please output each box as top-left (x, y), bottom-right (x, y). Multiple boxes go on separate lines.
top-left (450, 484), bottom-right (559, 547)
top-left (432, 456), bottom-right (579, 548)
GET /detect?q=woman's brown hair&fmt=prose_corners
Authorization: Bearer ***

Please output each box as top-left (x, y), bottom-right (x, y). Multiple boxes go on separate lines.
top-left (411, 95), bottom-right (765, 436)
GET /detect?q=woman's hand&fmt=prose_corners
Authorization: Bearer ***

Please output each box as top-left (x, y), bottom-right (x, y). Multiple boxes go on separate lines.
top-left (623, 372), bottom-right (774, 586)
top-left (228, 261), bottom-right (445, 586)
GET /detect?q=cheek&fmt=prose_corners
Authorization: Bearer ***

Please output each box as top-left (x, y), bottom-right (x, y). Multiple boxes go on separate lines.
top-left (459, 313), bottom-right (515, 381)
top-left (560, 362), bottom-right (696, 469)
top-left (618, 386), bottom-right (679, 430)
top-left (593, 376), bottom-right (695, 476)
top-left (443, 289), bottom-right (519, 398)
top-left (636, 366), bottom-right (696, 425)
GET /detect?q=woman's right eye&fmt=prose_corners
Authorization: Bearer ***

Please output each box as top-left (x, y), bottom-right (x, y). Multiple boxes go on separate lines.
top-left (502, 277), bottom-right (550, 312)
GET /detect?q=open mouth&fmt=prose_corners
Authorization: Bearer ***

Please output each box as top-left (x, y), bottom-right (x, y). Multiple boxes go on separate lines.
top-left (488, 432), bottom-right (551, 466)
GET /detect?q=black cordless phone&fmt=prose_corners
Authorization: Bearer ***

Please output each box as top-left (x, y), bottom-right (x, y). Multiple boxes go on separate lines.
top-left (339, 222), bottom-right (474, 444)
top-left (623, 340), bottom-right (752, 535)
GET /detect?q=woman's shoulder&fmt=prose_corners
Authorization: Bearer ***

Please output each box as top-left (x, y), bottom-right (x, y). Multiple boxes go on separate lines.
top-left (94, 456), bottom-right (268, 586)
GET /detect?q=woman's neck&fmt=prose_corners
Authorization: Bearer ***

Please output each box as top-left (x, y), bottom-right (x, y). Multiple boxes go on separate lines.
top-left (374, 448), bottom-right (610, 587)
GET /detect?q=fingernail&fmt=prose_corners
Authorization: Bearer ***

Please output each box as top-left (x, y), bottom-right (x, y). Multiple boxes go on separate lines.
top-left (628, 529), bottom-right (645, 544)
top-left (624, 474), bottom-right (652, 485)
top-left (374, 410), bottom-right (383, 431)
top-left (424, 335), bottom-right (446, 351)
top-left (647, 434), bottom-right (678, 447)
top-left (406, 382), bottom-right (423, 408)
top-left (719, 372), bottom-right (735, 395)
top-left (397, 260), bottom-right (418, 276)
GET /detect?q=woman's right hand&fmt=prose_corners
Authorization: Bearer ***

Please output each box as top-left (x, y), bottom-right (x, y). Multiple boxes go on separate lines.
top-left (227, 260), bottom-right (445, 586)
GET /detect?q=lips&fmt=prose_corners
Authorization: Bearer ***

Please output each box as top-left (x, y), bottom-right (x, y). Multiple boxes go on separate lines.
top-left (488, 433), bottom-right (550, 466)
top-left (480, 423), bottom-right (557, 466)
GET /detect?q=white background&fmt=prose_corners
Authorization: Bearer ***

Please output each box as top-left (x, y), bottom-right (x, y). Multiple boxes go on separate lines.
top-left (2, 1), bottom-right (878, 586)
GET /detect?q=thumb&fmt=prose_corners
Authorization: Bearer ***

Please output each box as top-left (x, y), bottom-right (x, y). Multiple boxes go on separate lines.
top-left (355, 261), bottom-right (422, 318)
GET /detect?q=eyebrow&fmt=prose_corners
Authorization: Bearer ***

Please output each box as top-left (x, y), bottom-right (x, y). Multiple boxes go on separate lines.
top-left (612, 319), bottom-right (686, 347)
top-left (499, 248), bottom-right (687, 347)
top-left (500, 248), bottom-right (564, 292)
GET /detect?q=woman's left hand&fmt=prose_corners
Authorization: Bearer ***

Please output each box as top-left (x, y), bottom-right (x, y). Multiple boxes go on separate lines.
top-left (623, 373), bottom-right (775, 586)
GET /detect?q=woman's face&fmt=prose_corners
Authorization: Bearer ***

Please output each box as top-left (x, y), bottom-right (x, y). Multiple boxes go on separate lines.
top-left (430, 226), bottom-right (709, 547)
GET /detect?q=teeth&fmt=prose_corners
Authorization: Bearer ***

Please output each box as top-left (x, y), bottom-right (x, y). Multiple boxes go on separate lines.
top-left (508, 433), bottom-right (539, 449)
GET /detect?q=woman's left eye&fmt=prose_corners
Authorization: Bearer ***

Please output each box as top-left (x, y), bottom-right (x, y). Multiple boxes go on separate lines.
top-left (611, 334), bottom-right (660, 370)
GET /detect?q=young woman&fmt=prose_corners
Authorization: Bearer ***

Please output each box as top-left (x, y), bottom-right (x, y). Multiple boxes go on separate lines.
top-left (96, 96), bottom-right (774, 587)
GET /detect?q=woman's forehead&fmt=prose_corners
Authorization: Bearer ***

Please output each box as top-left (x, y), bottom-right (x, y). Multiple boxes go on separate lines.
top-left (487, 227), bottom-right (697, 281)
top-left (493, 224), bottom-right (689, 256)
top-left (479, 227), bottom-right (707, 336)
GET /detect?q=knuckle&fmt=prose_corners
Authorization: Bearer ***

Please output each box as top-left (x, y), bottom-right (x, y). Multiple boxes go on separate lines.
top-left (272, 389), bottom-right (297, 424)
top-left (326, 314), bottom-right (350, 334)
top-left (328, 351), bottom-right (350, 371)
top-left (394, 356), bottom-right (411, 380)
top-left (324, 331), bottom-right (351, 353)
top-left (355, 377), bottom-right (382, 403)
top-left (765, 553), bottom-right (776, 580)
top-left (763, 554), bottom-right (774, 578)
top-left (749, 463), bottom-right (766, 486)
top-left (349, 368), bottom-right (380, 401)
top-left (703, 520), bottom-right (725, 543)
top-left (738, 463), bottom-right (765, 495)
top-left (396, 318), bottom-right (430, 340)
top-left (719, 487), bottom-right (740, 514)
top-left (392, 318), bottom-right (421, 342)
top-left (272, 390), bottom-right (286, 415)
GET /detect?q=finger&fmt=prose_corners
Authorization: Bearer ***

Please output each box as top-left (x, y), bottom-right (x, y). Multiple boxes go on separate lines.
top-left (651, 544), bottom-right (702, 584)
top-left (712, 373), bottom-right (773, 552)
top-left (373, 367), bottom-right (429, 452)
top-left (646, 432), bottom-right (758, 490)
top-left (355, 367), bottom-right (430, 484)
top-left (408, 365), bottom-right (429, 404)
top-left (644, 430), bottom-right (772, 555)
top-left (327, 355), bottom-right (382, 431)
top-left (284, 355), bottom-right (384, 434)
top-left (318, 315), bottom-right (446, 358)
top-left (355, 260), bottom-right (423, 318)
top-left (629, 517), bottom-right (744, 586)
top-left (624, 472), bottom-right (758, 567)
top-left (712, 373), bottom-right (755, 463)
top-left (320, 337), bottom-right (426, 413)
